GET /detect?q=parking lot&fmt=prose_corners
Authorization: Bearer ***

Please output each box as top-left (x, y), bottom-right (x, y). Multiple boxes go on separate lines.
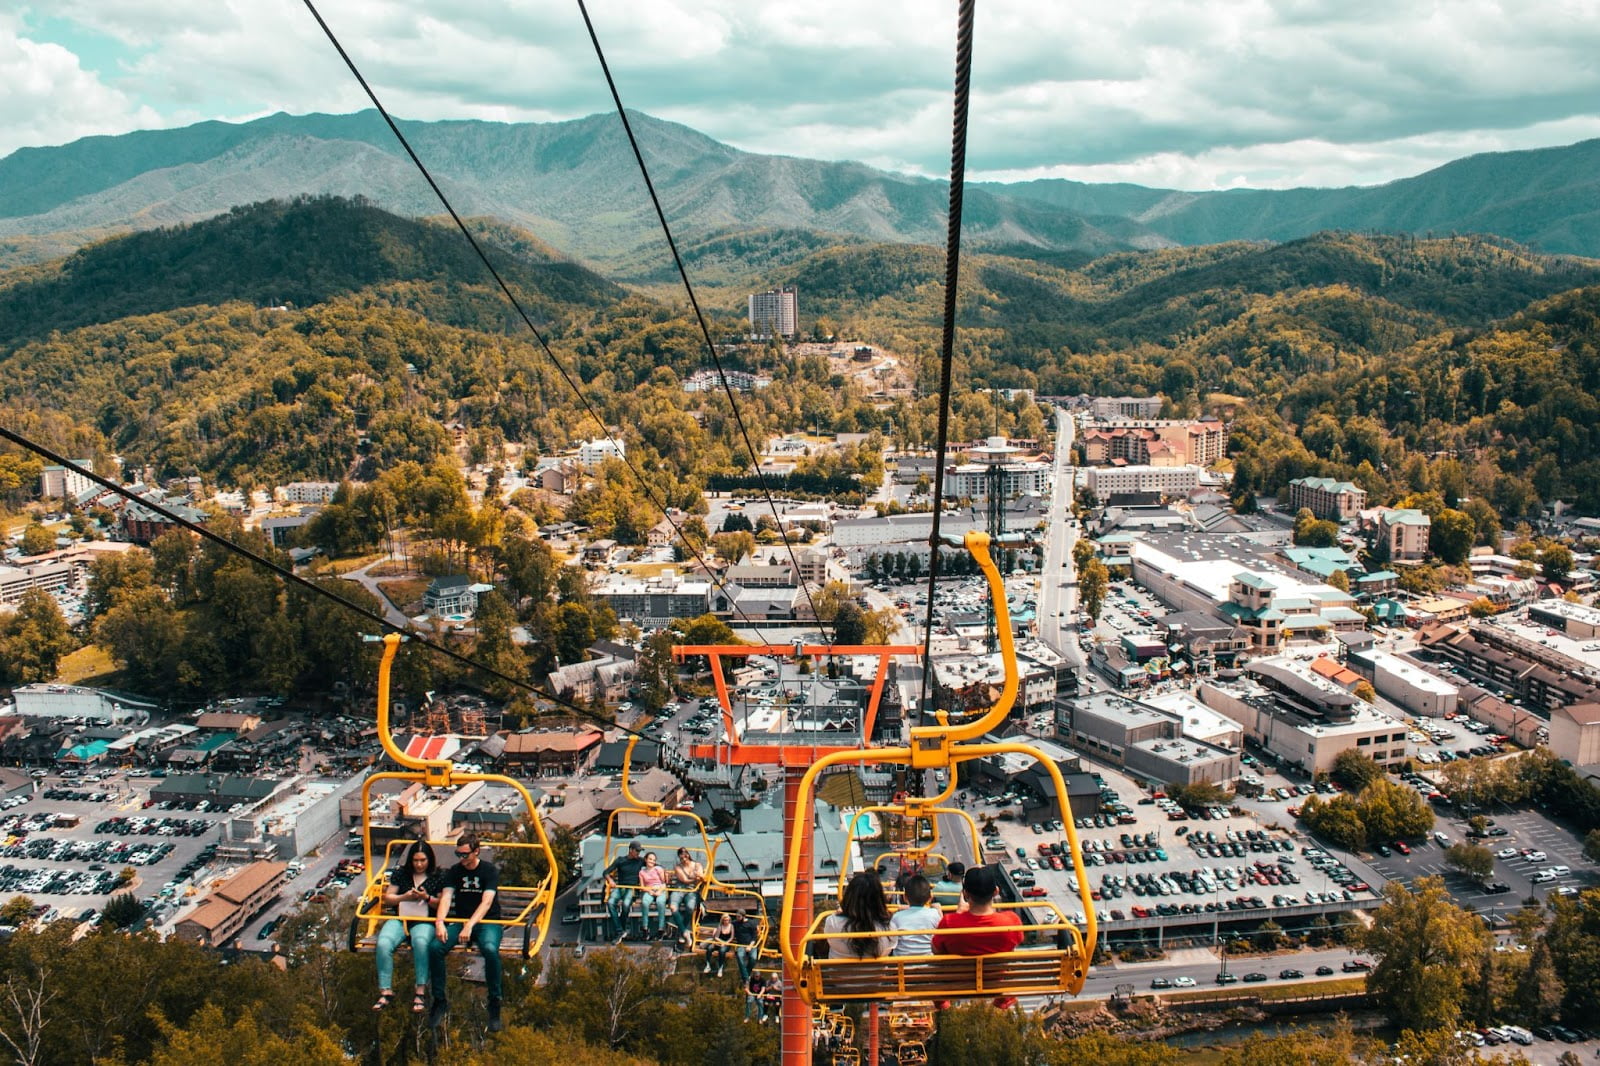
top-left (0, 770), bottom-right (250, 928)
top-left (968, 757), bottom-right (1378, 935)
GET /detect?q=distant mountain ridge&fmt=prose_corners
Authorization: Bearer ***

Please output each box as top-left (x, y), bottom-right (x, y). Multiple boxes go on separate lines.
top-left (5, 110), bottom-right (1600, 280)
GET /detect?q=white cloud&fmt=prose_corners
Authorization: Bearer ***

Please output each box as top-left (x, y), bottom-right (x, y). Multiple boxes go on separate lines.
top-left (10, 1), bottom-right (1600, 189)
top-left (0, 15), bottom-right (164, 158)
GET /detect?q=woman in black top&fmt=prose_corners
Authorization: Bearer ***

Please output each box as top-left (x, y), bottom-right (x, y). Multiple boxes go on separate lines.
top-left (374, 841), bottom-right (444, 1013)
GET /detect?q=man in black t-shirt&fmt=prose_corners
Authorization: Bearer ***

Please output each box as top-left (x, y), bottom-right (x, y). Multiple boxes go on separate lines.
top-left (603, 840), bottom-right (646, 941)
top-left (428, 834), bottom-right (505, 1030)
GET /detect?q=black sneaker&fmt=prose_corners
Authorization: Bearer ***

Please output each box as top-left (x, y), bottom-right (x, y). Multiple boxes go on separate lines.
top-left (486, 999), bottom-right (503, 1033)
top-left (428, 998), bottom-right (449, 1028)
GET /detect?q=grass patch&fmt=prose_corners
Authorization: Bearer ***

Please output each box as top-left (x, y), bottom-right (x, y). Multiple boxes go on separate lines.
top-left (367, 562), bottom-right (417, 578)
top-left (377, 577), bottom-right (430, 612)
top-left (615, 561), bottom-right (681, 578)
top-left (55, 644), bottom-right (123, 686)
top-left (323, 553), bottom-right (386, 575)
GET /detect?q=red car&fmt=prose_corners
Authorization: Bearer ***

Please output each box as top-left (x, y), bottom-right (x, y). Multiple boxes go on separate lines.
top-left (1022, 886), bottom-right (1048, 898)
top-left (1393, 841), bottom-right (1410, 855)
top-left (1049, 855), bottom-right (1065, 870)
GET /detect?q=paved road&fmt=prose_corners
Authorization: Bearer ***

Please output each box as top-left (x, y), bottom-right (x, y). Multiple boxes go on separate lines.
top-left (1036, 407), bottom-right (1082, 667)
top-left (340, 560), bottom-right (411, 628)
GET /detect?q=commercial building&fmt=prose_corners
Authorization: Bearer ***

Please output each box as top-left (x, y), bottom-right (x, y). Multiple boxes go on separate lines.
top-left (1285, 477), bottom-right (1367, 522)
top-left (1550, 703), bottom-right (1600, 766)
top-left (1416, 623), bottom-right (1600, 715)
top-left (595, 574), bottom-right (713, 627)
top-left (748, 286), bottom-right (799, 340)
top-left (0, 561), bottom-right (73, 603)
top-left (1375, 508), bottom-right (1430, 563)
top-left (1530, 600), bottom-right (1600, 640)
top-left (1197, 658), bottom-right (1409, 774)
top-left (242, 776), bottom-right (364, 858)
top-left (40, 462), bottom-right (96, 501)
top-left (1344, 647), bottom-right (1458, 717)
top-left (175, 860), bottom-right (287, 947)
top-left (1080, 419), bottom-right (1228, 468)
top-left (1090, 396), bottom-right (1163, 420)
top-left (279, 481), bottom-right (340, 504)
top-left (577, 438), bottom-right (627, 470)
top-left (11, 683), bottom-right (160, 725)
top-left (498, 727), bottom-right (605, 776)
top-left (1066, 693), bottom-right (1240, 786)
top-left (1084, 465), bottom-right (1201, 499)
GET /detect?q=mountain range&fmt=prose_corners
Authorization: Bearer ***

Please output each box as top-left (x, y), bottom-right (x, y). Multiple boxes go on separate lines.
top-left (5, 110), bottom-right (1600, 281)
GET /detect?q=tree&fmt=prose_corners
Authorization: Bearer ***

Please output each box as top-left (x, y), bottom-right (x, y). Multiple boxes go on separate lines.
top-left (1297, 793), bottom-right (1367, 850)
top-left (1353, 680), bottom-right (1377, 704)
top-left (1585, 828), bottom-right (1600, 865)
top-left (1542, 544), bottom-right (1575, 583)
top-left (99, 892), bottom-right (145, 929)
top-left (1357, 777), bottom-right (1433, 842)
top-left (831, 601), bottom-right (868, 645)
top-left (18, 524), bottom-right (54, 557)
top-left (0, 897), bottom-right (36, 927)
top-left (1327, 568), bottom-right (1350, 593)
top-left (0, 590), bottom-right (76, 685)
top-left (1166, 781), bottom-right (1234, 808)
top-left (1443, 843), bottom-right (1495, 883)
top-left (1360, 875), bottom-right (1489, 1030)
top-left (1469, 596), bottom-right (1499, 618)
top-left (1332, 749), bottom-right (1382, 792)
top-left (1079, 557), bottom-right (1110, 622)
top-left (1429, 508), bottom-right (1477, 565)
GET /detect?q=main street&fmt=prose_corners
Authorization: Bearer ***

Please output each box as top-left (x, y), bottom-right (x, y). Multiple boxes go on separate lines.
top-left (1036, 406), bottom-right (1082, 667)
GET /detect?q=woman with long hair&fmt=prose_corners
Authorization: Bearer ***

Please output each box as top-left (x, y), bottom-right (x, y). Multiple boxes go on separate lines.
top-left (373, 841), bottom-right (444, 1013)
top-left (822, 871), bottom-right (892, 957)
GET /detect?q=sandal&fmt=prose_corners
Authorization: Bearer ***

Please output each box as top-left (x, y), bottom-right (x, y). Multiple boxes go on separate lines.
top-left (372, 990), bottom-right (396, 1012)
top-left (412, 992), bottom-right (428, 1014)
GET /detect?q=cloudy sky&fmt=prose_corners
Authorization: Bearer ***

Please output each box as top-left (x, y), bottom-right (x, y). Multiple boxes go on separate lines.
top-left (7, 0), bottom-right (1600, 190)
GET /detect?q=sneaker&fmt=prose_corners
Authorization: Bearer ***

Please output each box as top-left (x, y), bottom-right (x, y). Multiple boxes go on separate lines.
top-left (486, 999), bottom-right (503, 1033)
top-left (715, 967), bottom-right (724, 978)
top-left (703, 962), bottom-right (712, 974)
top-left (428, 998), bottom-right (449, 1028)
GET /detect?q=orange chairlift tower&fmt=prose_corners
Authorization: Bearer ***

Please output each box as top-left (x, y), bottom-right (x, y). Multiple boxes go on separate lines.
top-left (675, 531), bottom-right (1097, 1065)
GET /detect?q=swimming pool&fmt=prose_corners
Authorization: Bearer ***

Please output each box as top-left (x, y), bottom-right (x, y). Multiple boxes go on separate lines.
top-left (850, 811), bottom-right (880, 838)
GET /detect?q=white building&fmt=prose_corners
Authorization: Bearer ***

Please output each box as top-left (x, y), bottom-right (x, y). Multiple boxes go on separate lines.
top-left (748, 286), bottom-right (798, 340)
top-left (577, 438), bottom-right (627, 470)
top-left (11, 684), bottom-right (160, 725)
top-left (1084, 464), bottom-right (1201, 499)
top-left (1346, 648), bottom-right (1458, 717)
top-left (1091, 396), bottom-right (1163, 420)
top-left (1196, 669), bottom-right (1408, 775)
top-left (40, 463), bottom-right (96, 501)
top-left (279, 481), bottom-right (341, 505)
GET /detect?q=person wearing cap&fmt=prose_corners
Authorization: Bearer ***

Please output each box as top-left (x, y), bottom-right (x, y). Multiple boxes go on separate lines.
top-left (604, 840), bottom-right (646, 941)
top-left (932, 865), bottom-right (1022, 956)
top-left (933, 865), bottom-right (1025, 1009)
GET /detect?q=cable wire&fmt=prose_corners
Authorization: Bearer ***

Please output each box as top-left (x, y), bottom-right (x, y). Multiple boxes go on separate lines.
top-left (300, 0), bottom-right (782, 647)
top-left (574, 0), bottom-right (834, 646)
top-left (918, 0), bottom-right (977, 718)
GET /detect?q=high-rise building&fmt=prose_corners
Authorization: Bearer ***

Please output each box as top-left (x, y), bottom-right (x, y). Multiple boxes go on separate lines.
top-left (748, 286), bottom-right (798, 340)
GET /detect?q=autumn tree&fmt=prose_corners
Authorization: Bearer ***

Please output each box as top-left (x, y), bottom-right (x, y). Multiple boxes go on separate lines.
top-left (1332, 749), bottom-right (1382, 792)
top-left (1079, 557), bottom-right (1110, 622)
top-left (1359, 875), bottom-right (1488, 1030)
top-left (1443, 843), bottom-right (1495, 883)
top-left (0, 590), bottom-right (76, 684)
top-left (1429, 508), bottom-right (1477, 565)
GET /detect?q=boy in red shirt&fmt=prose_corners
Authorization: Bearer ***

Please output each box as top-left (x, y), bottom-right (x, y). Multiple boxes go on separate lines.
top-left (932, 865), bottom-right (1024, 1008)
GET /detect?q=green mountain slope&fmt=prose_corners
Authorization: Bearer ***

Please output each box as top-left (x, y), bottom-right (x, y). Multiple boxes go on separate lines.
top-left (0, 196), bottom-right (623, 349)
top-left (981, 139), bottom-right (1600, 257)
top-left (0, 110), bottom-right (1162, 277)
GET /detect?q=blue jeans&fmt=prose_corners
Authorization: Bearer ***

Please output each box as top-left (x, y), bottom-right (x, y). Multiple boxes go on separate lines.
top-left (667, 890), bottom-right (700, 935)
top-left (429, 921), bottom-right (503, 1003)
top-left (639, 890), bottom-right (668, 933)
top-left (735, 945), bottom-right (757, 981)
top-left (375, 919), bottom-right (437, 991)
top-left (705, 942), bottom-right (731, 973)
top-left (608, 888), bottom-right (638, 938)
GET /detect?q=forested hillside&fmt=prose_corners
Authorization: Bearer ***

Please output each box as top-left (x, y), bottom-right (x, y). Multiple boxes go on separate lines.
top-left (6, 195), bottom-right (1600, 523)
top-left (0, 196), bottom-right (622, 348)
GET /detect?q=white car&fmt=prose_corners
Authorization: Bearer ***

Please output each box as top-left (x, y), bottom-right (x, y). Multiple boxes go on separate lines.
top-left (1170, 976), bottom-right (1197, 987)
top-left (1523, 850), bottom-right (1547, 862)
top-left (1496, 848), bottom-right (1518, 859)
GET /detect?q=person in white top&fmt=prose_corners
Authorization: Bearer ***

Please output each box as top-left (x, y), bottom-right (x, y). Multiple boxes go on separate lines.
top-left (888, 874), bottom-right (941, 956)
top-left (822, 871), bottom-right (892, 958)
